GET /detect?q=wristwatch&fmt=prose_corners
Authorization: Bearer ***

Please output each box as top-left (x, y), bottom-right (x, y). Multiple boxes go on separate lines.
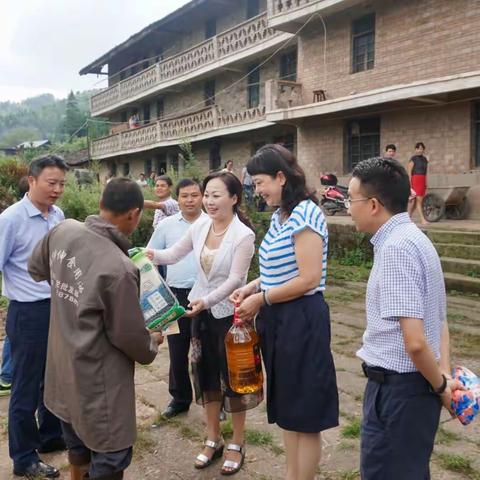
top-left (434, 374), bottom-right (447, 395)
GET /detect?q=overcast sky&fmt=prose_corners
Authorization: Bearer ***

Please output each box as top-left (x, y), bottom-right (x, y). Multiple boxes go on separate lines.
top-left (0, 0), bottom-right (190, 103)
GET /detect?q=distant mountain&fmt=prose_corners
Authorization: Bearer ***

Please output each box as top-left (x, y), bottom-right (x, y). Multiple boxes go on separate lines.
top-left (0, 90), bottom-right (100, 147)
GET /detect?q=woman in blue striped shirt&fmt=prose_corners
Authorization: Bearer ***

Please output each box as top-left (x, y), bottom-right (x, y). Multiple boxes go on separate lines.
top-left (231, 144), bottom-right (338, 480)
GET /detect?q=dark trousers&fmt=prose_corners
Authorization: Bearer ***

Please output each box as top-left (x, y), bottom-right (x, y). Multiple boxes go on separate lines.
top-left (61, 421), bottom-right (132, 477)
top-left (167, 287), bottom-right (192, 406)
top-left (360, 367), bottom-right (442, 480)
top-left (6, 299), bottom-right (63, 469)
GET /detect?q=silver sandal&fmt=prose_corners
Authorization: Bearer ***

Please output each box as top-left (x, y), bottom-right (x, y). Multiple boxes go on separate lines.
top-left (221, 443), bottom-right (245, 476)
top-left (194, 438), bottom-right (224, 469)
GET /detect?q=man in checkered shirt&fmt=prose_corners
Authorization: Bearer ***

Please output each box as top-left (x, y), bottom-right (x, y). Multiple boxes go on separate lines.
top-left (346, 157), bottom-right (463, 480)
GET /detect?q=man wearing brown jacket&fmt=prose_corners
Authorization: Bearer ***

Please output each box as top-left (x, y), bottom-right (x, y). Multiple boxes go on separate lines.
top-left (29, 178), bottom-right (163, 480)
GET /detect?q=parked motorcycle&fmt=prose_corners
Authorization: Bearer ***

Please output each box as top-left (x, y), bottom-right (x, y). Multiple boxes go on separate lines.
top-left (320, 173), bottom-right (348, 216)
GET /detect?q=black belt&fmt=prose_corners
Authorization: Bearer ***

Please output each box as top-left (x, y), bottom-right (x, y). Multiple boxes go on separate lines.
top-left (362, 363), bottom-right (426, 385)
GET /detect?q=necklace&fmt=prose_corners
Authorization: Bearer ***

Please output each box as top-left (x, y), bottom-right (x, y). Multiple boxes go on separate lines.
top-left (211, 221), bottom-right (231, 236)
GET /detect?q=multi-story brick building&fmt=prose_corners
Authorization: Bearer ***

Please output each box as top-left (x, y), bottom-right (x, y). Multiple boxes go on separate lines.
top-left (81, 0), bottom-right (480, 216)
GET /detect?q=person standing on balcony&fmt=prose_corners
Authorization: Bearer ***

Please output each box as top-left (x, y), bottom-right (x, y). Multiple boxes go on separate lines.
top-left (146, 172), bottom-right (260, 476)
top-left (28, 178), bottom-right (163, 480)
top-left (408, 142), bottom-right (429, 225)
top-left (346, 157), bottom-right (461, 480)
top-left (143, 175), bottom-right (179, 229)
top-left (232, 144), bottom-right (339, 480)
top-left (0, 155), bottom-right (68, 479)
top-left (147, 179), bottom-right (206, 420)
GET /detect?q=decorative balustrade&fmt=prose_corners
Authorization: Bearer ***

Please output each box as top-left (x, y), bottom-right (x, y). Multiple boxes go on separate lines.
top-left (158, 107), bottom-right (216, 141)
top-left (265, 79), bottom-right (303, 111)
top-left (90, 12), bottom-right (281, 115)
top-left (270, 0), bottom-right (318, 16)
top-left (120, 123), bottom-right (159, 150)
top-left (91, 134), bottom-right (121, 157)
top-left (91, 104), bottom-right (266, 158)
top-left (159, 39), bottom-right (216, 82)
top-left (90, 84), bottom-right (120, 114)
top-left (218, 105), bottom-right (266, 128)
top-left (217, 14), bottom-right (276, 57)
top-left (120, 64), bottom-right (159, 99)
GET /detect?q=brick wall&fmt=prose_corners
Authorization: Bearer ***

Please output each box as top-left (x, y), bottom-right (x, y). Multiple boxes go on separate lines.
top-left (298, 0), bottom-right (480, 103)
top-left (296, 101), bottom-right (473, 189)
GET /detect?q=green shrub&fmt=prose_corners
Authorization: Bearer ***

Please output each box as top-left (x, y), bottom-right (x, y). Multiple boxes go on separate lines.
top-left (58, 173), bottom-right (155, 247)
top-left (0, 156), bottom-right (29, 205)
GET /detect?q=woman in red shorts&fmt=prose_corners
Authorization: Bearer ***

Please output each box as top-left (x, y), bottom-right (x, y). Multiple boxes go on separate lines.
top-left (408, 142), bottom-right (429, 224)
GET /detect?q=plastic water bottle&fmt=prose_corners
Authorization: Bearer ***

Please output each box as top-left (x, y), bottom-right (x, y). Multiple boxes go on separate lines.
top-left (225, 309), bottom-right (263, 394)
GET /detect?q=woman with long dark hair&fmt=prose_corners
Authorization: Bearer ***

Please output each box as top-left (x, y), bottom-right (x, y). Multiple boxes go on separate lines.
top-left (231, 144), bottom-right (339, 480)
top-left (146, 172), bottom-right (261, 476)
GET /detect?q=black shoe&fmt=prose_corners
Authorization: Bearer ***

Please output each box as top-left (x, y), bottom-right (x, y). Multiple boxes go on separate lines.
top-left (38, 437), bottom-right (67, 453)
top-left (13, 460), bottom-right (60, 478)
top-left (161, 402), bottom-right (189, 419)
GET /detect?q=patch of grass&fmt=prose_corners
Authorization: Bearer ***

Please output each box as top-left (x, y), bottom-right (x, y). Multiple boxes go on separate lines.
top-left (245, 428), bottom-right (274, 446)
top-left (178, 423), bottom-right (202, 441)
top-left (436, 453), bottom-right (480, 479)
top-left (220, 418), bottom-right (233, 439)
top-left (134, 428), bottom-right (156, 459)
top-left (245, 427), bottom-right (284, 455)
top-left (340, 469), bottom-right (361, 480)
top-left (338, 440), bottom-right (357, 452)
top-left (0, 295), bottom-right (8, 309)
top-left (435, 427), bottom-right (461, 446)
top-left (340, 417), bottom-right (361, 439)
top-left (270, 443), bottom-right (284, 456)
top-left (327, 259), bottom-right (371, 286)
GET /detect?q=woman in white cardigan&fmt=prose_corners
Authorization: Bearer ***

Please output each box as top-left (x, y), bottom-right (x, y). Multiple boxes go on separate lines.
top-left (146, 171), bottom-right (261, 476)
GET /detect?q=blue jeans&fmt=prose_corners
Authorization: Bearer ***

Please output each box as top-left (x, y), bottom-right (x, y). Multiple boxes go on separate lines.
top-left (0, 335), bottom-right (12, 384)
top-left (6, 299), bottom-right (63, 469)
top-left (62, 421), bottom-right (132, 477)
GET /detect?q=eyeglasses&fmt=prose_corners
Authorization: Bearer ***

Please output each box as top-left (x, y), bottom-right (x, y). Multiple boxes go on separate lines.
top-left (343, 197), bottom-right (372, 209)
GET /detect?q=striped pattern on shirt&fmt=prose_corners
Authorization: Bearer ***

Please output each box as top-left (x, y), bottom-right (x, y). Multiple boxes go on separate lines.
top-left (259, 199), bottom-right (328, 292)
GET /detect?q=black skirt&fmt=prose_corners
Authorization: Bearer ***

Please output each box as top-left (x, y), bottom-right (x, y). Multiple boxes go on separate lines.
top-left (190, 310), bottom-right (263, 413)
top-left (256, 292), bottom-right (339, 433)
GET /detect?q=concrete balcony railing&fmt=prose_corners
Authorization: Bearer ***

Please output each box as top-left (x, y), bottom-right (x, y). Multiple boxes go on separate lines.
top-left (90, 104), bottom-right (267, 159)
top-left (90, 12), bottom-right (288, 116)
top-left (267, 0), bottom-right (364, 32)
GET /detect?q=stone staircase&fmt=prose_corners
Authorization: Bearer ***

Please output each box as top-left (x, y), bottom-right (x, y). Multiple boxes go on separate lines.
top-left (423, 229), bottom-right (480, 294)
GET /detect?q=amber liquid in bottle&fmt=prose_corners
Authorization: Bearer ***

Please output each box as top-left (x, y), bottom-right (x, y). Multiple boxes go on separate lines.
top-left (225, 310), bottom-right (263, 394)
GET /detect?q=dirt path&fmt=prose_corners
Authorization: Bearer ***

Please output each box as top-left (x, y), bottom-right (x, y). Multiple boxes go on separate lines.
top-left (1, 283), bottom-right (479, 479)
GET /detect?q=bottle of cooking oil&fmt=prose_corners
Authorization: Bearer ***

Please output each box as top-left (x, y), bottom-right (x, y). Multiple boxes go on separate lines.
top-left (225, 309), bottom-right (263, 394)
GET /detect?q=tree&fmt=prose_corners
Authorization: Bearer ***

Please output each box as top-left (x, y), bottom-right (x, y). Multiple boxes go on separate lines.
top-left (63, 91), bottom-right (86, 139)
top-left (0, 127), bottom-right (41, 147)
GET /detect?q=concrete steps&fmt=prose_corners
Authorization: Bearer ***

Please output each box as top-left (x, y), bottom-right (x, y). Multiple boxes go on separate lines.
top-left (434, 243), bottom-right (480, 261)
top-left (423, 229), bottom-right (480, 246)
top-left (444, 272), bottom-right (480, 294)
top-left (441, 257), bottom-right (480, 276)
top-left (424, 230), bottom-right (480, 294)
